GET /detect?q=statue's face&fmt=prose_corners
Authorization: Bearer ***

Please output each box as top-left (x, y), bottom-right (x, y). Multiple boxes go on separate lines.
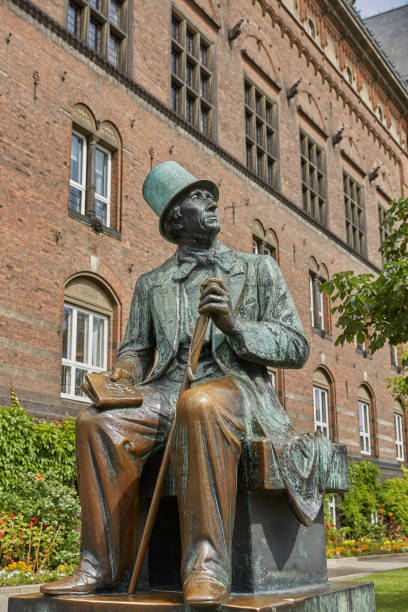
top-left (178, 187), bottom-right (220, 238)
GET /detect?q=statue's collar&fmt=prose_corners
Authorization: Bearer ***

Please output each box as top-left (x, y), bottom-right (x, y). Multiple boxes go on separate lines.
top-left (173, 241), bottom-right (239, 281)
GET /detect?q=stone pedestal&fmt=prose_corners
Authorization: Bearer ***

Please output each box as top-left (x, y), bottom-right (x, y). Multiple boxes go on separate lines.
top-left (137, 492), bottom-right (328, 594)
top-left (8, 582), bottom-right (376, 611)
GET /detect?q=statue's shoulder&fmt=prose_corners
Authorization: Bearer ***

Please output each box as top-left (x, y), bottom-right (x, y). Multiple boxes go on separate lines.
top-left (137, 253), bottom-right (177, 288)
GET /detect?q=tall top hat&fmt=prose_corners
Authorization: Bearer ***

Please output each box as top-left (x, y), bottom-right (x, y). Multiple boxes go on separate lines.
top-left (142, 161), bottom-right (219, 243)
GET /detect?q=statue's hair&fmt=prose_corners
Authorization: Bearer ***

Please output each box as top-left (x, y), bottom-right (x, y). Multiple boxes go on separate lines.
top-left (162, 201), bottom-right (183, 243)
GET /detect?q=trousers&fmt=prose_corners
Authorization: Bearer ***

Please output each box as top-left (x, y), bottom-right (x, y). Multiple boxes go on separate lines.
top-left (76, 374), bottom-right (244, 588)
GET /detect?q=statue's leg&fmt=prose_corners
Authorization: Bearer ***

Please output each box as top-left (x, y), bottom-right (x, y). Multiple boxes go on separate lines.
top-left (41, 388), bottom-right (174, 595)
top-left (171, 377), bottom-right (244, 605)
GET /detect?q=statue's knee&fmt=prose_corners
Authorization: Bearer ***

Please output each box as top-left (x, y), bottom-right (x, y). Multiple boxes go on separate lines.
top-left (177, 388), bottom-right (213, 422)
top-left (76, 405), bottom-right (110, 435)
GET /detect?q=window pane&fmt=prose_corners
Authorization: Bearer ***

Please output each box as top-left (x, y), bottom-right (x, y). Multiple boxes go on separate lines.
top-left (321, 389), bottom-right (327, 423)
top-left (109, 34), bottom-right (120, 68)
top-left (186, 61), bottom-right (194, 87)
top-left (67, 2), bottom-right (81, 37)
top-left (171, 16), bottom-right (180, 41)
top-left (314, 387), bottom-right (321, 422)
top-left (186, 95), bottom-right (195, 124)
top-left (89, 19), bottom-right (101, 53)
top-left (186, 30), bottom-right (194, 55)
top-left (200, 44), bottom-right (207, 66)
top-left (61, 365), bottom-right (72, 395)
top-left (69, 186), bottom-right (82, 212)
top-left (90, 0), bottom-right (101, 9)
top-left (199, 105), bottom-right (209, 135)
top-left (74, 368), bottom-right (87, 397)
top-left (76, 312), bottom-right (89, 363)
top-left (171, 83), bottom-right (180, 112)
top-left (62, 306), bottom-right (73, 359)
top-left (92, 316), bottom-right (105, 368)
top-left (95, 198), bottom-right (108, 225)
top-left (110, 0), bottom-right (121, 26)
top-left (171, 49), bottom-right (181, 76)
top-left (70, 134), bottom-right (84, 184)
top-left (95, 148), bottom-right (108, 197)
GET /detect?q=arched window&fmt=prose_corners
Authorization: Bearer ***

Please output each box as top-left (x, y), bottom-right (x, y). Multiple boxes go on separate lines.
top-left (345, 67), bottom-right (353, 85)
top-left (313, 367), bottom-right (335, 438)
top-left (69, 104), bottom-right (122, 232)
top-left (61, 275), bottom-right (119, 402)
top-left (358, 385), bottom-right (375, 456)
top-left (307, 19), bottom-right (316, 39)
top-left (251, 219), bottom-right (279, 261)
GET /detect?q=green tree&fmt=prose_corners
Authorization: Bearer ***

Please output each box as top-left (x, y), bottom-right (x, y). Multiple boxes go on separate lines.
top-left (322, 198), bottom-right (408, 406)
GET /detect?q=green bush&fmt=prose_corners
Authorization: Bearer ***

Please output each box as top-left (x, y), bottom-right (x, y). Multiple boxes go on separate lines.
top-left (338, 461), bottom-right (381, 539)
top-left (0, 395), bottom-right (76, 488)
top-left (0, 396), bottom-right (80, 571)
top-left (379, 466), bottom-right (408, 536)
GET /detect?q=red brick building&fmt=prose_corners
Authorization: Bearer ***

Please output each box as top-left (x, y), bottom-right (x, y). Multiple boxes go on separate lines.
top-left (1, 0), bottom-right (407, 498)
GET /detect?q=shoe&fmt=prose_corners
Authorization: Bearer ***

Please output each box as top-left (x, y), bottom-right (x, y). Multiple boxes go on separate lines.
top-left (40, 569), bottom-right (104, 595)
top-left (183, 574), bottom-right (229, 605)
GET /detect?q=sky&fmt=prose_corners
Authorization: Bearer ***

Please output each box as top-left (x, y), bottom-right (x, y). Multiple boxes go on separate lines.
top-left (354, 0), bottom-right (408, 17)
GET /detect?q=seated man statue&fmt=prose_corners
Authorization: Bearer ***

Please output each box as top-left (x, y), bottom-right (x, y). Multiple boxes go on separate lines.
top-left (41, 161), bottom-right (332, 605)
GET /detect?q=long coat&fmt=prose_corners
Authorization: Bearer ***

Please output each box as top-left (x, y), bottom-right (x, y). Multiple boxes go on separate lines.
top-left (117, 241), bottom-right (332, 525)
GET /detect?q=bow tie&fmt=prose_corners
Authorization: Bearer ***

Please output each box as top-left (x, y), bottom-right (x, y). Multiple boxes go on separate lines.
top-left (173, 250), bottom-right (229, 281)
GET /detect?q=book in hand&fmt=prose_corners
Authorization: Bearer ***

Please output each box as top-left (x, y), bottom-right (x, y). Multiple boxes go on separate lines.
top-left (81, 372), bottom-right (143, 408)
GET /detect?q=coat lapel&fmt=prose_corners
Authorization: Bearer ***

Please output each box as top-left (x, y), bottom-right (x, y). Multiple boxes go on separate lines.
top-left (212, 246), bottom-right (247, 352)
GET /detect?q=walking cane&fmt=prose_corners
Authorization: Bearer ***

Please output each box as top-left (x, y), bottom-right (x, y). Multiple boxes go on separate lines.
top-left (128, 312), bottom-right (210, 594)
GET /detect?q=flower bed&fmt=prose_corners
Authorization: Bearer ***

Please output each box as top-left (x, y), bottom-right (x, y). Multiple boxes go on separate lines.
top-left (327, 536), bottom-right (408, 558)
top-left (0, 561), bottom-right (74, 587)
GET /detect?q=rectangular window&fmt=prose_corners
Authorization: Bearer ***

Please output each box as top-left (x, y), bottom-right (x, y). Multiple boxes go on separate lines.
top-left (170, 10), bottom-right (214, 137)
top-left (358, 401), bottom-right (371, 455)
top-left (67, 1), bottom-right (81, 37)
top-left (313, 386), bottom-right (329, 437)
top-left (66, 0), bottom-right (129, 73)
top-left (61, 304), bottom-right (108, 401)
top-left (244, 78), bottom-right (279, 187)
top-left (94, 146), bottom-right (111, 226)
top-left (395, 413), bottom-right (404, 461)
top-left (344, 173), bottom-right (366, 255)
top-left (110, 0), bottom-right (121, 27)
top-left (88, 19), bottom-right (101, 53)
top-left (300, 131), bottom-right (327, 225)
top-left (109, 34), bottom-right (121, 68)
top-left (69, 132), bottom-right (87, 215)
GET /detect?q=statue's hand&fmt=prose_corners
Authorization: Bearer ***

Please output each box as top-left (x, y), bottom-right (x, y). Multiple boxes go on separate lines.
top-left (110, 357), bottom-right (138, 382)
top-left (199, 278), bottom-right (241, 336)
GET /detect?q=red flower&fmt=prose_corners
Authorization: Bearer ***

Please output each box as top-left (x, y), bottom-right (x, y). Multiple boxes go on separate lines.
top-left (9, 514), bottom-right (15, 519)
top-left (33, 517), bottom-right (38, 522)
top-left (35, 474), bottom-right (43, 481)
top-left (43, 525), bottom-right (48, 530)
top-left (0, 532), bottom-right (5, 538)
top-left (3, 519), bottom-right (8, 523)
top-left (28, 522), bottom-right (34, 527)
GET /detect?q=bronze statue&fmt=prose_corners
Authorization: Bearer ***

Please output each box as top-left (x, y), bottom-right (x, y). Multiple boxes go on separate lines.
top-left (41, 161), bottom-right (334, 606)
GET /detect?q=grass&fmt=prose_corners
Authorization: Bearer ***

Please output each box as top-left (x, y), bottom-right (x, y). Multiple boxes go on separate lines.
top-left (354, 568), bottom-right (408, 611)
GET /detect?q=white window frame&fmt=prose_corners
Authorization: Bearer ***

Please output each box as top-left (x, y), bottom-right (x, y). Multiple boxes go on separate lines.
top-left (69, 131), bottom-right (87, 215)
top-left (61, 303), bottom-right (108, 402)
top-left (313, 386), bottom-right (329, 437)
top-left (395, 413), bottom-right (404, 461)
top-left (310, 274), bottom-right (324, 330)
top-left (94, 144), bottom-right (112, 228)
top-left (268, 368), bottom-right (276, 390)
top-left (328, 495), bottom-right (336, 526)
top-left (358, 400), bottom-right (371, 455)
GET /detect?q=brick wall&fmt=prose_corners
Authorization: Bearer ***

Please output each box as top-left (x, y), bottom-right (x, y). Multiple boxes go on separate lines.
top-left (0, 0), bottom-right (407, 475)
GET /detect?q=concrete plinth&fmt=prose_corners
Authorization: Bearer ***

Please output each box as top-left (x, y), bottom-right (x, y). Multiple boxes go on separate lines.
top-left (8, 582), bottom-right (376, 611)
